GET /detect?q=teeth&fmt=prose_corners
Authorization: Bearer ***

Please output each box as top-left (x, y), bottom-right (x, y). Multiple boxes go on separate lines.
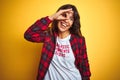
top-left (62, 23), bottom-right (67, 27)
top-left (61, 21), bottom-right (67, 27)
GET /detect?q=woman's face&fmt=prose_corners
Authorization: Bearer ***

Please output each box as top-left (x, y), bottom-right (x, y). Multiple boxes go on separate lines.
top-left (57, 11), bottom-right (74, 33)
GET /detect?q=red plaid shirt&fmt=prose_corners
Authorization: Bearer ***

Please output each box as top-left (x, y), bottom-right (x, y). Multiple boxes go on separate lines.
top-left (24, 16), bottom-right (91, 80)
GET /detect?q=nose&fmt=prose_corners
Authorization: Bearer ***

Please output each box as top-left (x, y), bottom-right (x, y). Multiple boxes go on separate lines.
top-left (64, 19), bottom-right (69, 22)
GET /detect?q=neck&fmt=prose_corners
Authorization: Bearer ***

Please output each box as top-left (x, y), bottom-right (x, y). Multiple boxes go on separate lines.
top-left (58, 31), bottom-right (70, 39)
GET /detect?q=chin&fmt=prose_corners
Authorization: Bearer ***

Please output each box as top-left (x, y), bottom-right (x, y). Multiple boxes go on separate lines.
top-left (58, 26), bottom-right (66, 32)
top-left (59, 29), bottom-right (65, 33)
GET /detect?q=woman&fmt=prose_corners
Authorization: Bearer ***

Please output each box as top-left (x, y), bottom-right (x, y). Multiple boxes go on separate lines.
top-left (24, 4), bottom-right (91, 80)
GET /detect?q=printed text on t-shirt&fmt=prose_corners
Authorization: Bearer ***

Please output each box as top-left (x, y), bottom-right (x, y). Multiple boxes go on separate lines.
top-left (55, 43), bottom-right (70, 57)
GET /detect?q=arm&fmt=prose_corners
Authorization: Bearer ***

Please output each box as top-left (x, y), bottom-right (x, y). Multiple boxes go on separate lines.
top-left (24, 8), bottom-right (73, 43)
top-left (24, 16), bottom-right (52, 43)
top-left (81, 37), bottom-right (91, 80)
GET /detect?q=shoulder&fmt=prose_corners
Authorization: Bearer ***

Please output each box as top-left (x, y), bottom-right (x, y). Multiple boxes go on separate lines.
top-left (70, 34), bottom-right (86, 45)
top-left (71, 34), bottom-right (85, 40)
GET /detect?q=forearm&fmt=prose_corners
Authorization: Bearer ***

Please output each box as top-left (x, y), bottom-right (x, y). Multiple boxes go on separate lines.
top-left (24, 16), bottom-right (52, 42)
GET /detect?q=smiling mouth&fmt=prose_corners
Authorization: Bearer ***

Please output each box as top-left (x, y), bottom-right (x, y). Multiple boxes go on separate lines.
top-left (61, 21), bottom-right (67, 27)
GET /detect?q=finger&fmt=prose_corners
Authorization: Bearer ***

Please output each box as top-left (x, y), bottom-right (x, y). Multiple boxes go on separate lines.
top-left (59, 8), bottom-right (72, 14)
top-left (57, 15), bottom-right (68, 20)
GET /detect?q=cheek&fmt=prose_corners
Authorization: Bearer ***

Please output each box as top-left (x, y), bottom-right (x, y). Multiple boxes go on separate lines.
top-left (57, 22), bottom-right (60, 27)
top-left (70, 21), bottom-right (73, 26)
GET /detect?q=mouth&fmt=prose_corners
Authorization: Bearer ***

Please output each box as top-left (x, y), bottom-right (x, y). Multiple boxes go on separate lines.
top-left (61, 21), bottom-right (68, 27)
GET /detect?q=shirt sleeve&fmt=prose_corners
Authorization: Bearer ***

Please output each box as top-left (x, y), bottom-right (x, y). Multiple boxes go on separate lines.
top-left (81, 37), bottom-right (91, 80)
top-left (24, 16), bottom-right (52, 43)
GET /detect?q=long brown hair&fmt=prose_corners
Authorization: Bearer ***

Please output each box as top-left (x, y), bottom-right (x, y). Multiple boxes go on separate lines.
top-left (50, 4), bottom-right (82, 37)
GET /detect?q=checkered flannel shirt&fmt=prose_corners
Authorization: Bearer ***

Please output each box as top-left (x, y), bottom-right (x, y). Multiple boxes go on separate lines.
top-left (24, 16), bottom-right (91, 80)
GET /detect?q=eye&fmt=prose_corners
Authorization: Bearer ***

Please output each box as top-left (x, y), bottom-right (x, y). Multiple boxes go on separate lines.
top-left (62, 13), bottom-right (67, 17)
top-left (70, 17), bottom-right (74, 21)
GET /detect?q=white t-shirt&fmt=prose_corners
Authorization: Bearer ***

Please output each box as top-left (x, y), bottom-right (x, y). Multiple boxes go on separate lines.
top-left (44, 35), bottom-right (82, 80)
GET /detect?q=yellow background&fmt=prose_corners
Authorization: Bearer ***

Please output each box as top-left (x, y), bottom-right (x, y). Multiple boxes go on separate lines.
top-left (0, 0), bottom-right (120, 80)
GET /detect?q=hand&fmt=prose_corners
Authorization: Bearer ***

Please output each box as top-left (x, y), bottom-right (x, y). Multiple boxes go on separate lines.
top-left (49, 8), bottom-right (73, 21)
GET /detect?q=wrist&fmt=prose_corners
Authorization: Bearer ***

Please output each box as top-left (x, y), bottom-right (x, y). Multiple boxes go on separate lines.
top-left (48, 15), bottom-right (54, 21)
